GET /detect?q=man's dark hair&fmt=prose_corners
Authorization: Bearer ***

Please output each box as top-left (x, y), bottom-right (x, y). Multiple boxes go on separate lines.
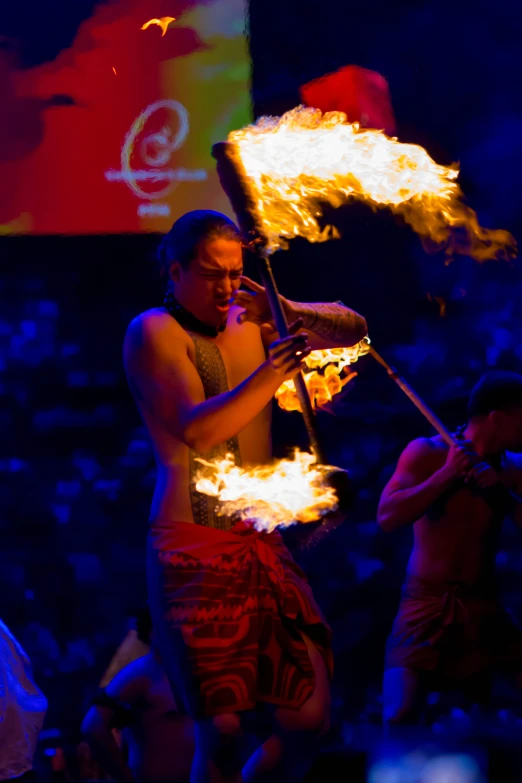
top-left (158, 210), bottom-right (242, 277)
top-left (468, 370), bottom-right (522, 418)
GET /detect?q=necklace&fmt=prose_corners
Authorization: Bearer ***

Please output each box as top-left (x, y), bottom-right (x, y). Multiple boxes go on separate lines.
top-left (163, 289), bottom-right (226, 338)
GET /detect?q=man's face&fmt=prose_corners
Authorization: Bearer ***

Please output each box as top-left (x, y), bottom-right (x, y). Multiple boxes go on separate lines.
top-left (172, 237), bottom-right (243, 328)
top-left (492, 408), bottom-right (522, 452)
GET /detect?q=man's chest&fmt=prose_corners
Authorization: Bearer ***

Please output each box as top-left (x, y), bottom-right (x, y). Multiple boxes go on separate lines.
top-left (425, 483), bottom-right (502, 539)
top-left (216, 322), bottom-right (267, 390)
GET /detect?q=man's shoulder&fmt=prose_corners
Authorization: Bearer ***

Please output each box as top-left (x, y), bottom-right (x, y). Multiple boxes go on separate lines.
top-left (123, 310), bottom-right (191, 376)
top-left (126, 308), bottom-right (187, 345)
top-left (428, 434), bottom-right (450, 450)
top-left (127, 307), bottom-right (174, 332)
top-left (405, 435), bottom-right (445, 453)
top-left (106, 654), bottom-right (155, 702)
top-left (398, 436), bottom-right (446, 467)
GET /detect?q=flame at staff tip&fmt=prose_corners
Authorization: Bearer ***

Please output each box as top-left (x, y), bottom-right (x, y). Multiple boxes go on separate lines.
top-left (276, 337), bottom-right (371, 411)
top-left (195, 450), bottom-right (339, 532)
top-left (140, 17), bottom-right (176, 36)
top-left (112, 66), bottom-right (117, 76)
top-left (227, 107), bottom-right (516, 262)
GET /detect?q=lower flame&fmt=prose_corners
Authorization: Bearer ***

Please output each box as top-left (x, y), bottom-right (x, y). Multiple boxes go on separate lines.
top-left (195, 450), bottom-right (338, 532)
top-left (276, 338), bottom-right (371, 411)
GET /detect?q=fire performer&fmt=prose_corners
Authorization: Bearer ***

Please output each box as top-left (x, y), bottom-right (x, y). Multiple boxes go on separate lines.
top-left (378, 371), bottom-right (522, 726)
top-left (123, 209), bottom-right (367, 782)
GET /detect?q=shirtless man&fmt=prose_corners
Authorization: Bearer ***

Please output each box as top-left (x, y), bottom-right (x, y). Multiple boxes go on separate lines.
top-left (82, 611), bottom-right (194, 783)
top-left (378, 371), bottom-right (522, 726)
top-left (123, 210), bottom-right (367, 782)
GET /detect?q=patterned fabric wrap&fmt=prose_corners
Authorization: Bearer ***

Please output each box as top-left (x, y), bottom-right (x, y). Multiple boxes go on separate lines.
top-left (147, 519), bottom-right (333, 718)
top-left (385, 575), bottom-right (522, 677)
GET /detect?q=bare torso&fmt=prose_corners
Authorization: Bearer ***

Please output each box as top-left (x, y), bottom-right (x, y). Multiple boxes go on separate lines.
top-left (124, 306), bottom-right (271, 524)
top-left (408, 436), bottom-right (506, 586)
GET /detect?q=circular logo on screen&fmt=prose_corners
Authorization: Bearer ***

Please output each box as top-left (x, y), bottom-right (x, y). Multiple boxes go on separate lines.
top-left (120, 99), bottom-right (190, 200)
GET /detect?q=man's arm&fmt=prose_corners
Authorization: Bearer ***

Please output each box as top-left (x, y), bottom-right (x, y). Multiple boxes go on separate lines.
top-left (82, 704), bottom-right (135, 782)
top-left (124, 312), bottom-right (311, 453)
top-left (377, 438), bottom-right (476, 532)
top-left (81, 661), bottom-right (149, 782)
top-left (233, 278), bottom-right (367, 350)
top-left (284, 299), bottom-right (368, 349)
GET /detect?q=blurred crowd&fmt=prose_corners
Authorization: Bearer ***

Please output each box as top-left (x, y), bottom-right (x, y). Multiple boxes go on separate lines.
top-left (1, 238), bottom-right (522, 782)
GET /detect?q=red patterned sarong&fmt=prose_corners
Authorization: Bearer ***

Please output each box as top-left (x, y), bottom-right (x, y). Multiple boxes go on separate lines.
top-left (385, 575), bottom-right (522, 677)
top-left (146, 519), bottom-right (333, 718)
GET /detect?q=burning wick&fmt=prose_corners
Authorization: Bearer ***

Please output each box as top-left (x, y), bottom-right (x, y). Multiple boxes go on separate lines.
top-left (140, 17), bottom-right (176, 36)
top-left (227, 107), bottom-right (516, 261)
top-left (112, 66), bottom-right (118, 76)
top-left (276, 338), bottom-right (371, 411)
top-left (195, 450), bottom-right (339, 532)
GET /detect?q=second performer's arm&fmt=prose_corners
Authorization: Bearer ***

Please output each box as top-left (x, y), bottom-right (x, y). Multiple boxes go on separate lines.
top-left (377, 438), bottom-right (478, 532)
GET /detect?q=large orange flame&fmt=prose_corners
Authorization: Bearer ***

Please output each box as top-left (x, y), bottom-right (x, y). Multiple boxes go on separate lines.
top-left (227, 107), bottom-right (516, 261)
top-left (276, 338), bottom-right (371, 411)
top-left (195, 450), bottom-right (338, 532)
top-left (140, 17), bottom-right (176, 36)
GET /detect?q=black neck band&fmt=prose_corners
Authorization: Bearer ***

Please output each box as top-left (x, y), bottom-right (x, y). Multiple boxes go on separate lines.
top-left (163, 290), bottom-right (226, 338)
